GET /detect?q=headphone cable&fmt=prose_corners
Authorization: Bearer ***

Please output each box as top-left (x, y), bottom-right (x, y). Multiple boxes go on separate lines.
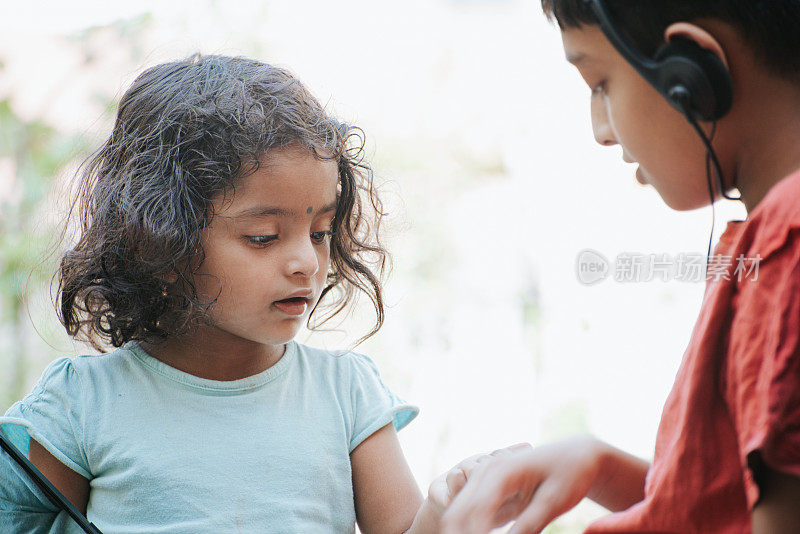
top-left (677, 98), bottom-right (742, 268)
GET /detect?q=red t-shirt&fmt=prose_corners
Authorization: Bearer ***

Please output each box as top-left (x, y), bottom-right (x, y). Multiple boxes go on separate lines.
top-left (586, 169), bottom-right (800, 534)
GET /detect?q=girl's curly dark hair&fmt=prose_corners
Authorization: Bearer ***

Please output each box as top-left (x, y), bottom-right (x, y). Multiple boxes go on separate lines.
top-left (58, 54), bottom-right (388, 350)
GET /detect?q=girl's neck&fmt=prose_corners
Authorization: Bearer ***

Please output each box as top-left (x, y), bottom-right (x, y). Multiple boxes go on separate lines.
top-left (140, 331), bottom-right (287, 381)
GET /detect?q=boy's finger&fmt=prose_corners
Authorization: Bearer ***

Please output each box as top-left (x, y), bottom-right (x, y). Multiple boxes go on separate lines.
top-left (485, 443), bottom-right (531, 461)
top-left (443, 454), bottom-right (535, 533)
top-left (506, 480), bottom-right (566, 534)
top-left (445, 454), bottom-right (493, 504)
top-left (441, 472), bottom-right (499, 533)
top-left (459, 453), bottom-right (491, 477)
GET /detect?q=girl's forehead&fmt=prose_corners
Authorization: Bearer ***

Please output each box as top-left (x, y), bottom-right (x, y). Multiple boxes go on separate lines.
top-left (217, 151), bottom-right (338, 217)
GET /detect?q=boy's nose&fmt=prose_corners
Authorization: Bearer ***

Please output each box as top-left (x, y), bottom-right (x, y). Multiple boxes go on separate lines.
top-left (591, 98), bottom-right (618, 147)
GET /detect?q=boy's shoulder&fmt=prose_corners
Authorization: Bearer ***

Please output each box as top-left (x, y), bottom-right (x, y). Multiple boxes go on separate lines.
top-left (743, 167), bottom-right (800, 259)
top-left (757, 167), bottom-right (800, 216)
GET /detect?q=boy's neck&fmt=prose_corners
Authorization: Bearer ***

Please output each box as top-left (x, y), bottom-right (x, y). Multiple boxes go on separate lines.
top-left (722, 44), bottom-right (800, 212)
top-left (734, 80), bottom-right (800, 213)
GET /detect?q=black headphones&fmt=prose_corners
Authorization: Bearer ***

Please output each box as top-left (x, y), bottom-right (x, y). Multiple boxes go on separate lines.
top-left (584, 0), bottom-right (733, 122)
top-left (583, 0), bottom-right (741, 259)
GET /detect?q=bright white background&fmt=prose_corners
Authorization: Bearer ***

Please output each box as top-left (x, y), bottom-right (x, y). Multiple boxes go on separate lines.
top-left (2, 1), bottom-right (746, 531)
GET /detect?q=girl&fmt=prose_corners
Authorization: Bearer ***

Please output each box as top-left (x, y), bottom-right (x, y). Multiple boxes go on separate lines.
top-left (0, 54), bottom-right (465, 533)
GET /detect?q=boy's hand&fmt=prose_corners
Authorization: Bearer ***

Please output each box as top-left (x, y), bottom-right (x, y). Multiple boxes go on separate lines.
top-left (441, 436), bottom-right (617, 534)
top-left (405, 444), bottom-right (532, 534)
top-left (428, 443), bottom-right (532, 513)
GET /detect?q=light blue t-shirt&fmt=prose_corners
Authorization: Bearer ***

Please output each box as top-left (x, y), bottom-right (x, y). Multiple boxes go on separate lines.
top-left (0, 341), bottom-right (417, 533)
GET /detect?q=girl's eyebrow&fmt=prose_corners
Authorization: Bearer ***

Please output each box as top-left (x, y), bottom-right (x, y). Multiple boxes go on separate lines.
top-left (233, 200), bottom-right (338, 220)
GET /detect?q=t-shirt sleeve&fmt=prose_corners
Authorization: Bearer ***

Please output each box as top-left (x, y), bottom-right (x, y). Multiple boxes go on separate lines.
top-left (727, 229), bottom-right (800, 507)
top-left (345, 352), bottom-right (419, 452)
top-left (1, 357), bottom-right (91, 531)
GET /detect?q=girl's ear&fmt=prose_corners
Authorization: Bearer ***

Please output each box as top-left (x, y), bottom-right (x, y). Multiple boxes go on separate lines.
top-left (156, 266), bottom-right (181, 284)
top-left (664, 22), bottom-right (729, 70)
top-left (160, 272), bottom-right (179, 284)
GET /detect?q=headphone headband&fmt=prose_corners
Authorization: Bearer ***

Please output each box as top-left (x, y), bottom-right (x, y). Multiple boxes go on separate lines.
top-left (583, 0), bottom-right (733, 121)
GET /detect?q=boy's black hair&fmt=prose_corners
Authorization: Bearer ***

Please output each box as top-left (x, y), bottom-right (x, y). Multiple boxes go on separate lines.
top-left (542, 0), bottom-right (800, 83)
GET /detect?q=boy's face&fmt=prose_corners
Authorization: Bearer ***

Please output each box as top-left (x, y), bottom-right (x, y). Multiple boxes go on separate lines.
top-left (562, 25), bottom-right (718, 210)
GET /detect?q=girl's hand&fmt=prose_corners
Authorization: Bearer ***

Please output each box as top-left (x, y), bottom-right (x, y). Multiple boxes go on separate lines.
top-left (441, 436), bottom-right (642, 534)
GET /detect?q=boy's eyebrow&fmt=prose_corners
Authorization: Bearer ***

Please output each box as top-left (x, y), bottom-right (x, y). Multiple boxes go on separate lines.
top-left (233, 200), bottom-right (338, 220)
top-left (566, 52), bottom-right (587, 65)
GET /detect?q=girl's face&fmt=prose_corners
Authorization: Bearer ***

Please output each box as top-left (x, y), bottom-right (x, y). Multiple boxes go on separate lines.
top-left (194, 146), bottom-right (338, 353)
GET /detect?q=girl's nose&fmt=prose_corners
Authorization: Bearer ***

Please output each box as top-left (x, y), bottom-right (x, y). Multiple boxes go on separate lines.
top-left (591, 98), bottom-right (618, 147)
top-left (285, 238), bottom-right (320, 278)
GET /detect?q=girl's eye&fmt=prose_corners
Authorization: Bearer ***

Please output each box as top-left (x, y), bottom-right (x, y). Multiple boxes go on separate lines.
top-left (246, 235), bottom-right (278, 247)
top-left (310, 230), bottom-right (333, 244)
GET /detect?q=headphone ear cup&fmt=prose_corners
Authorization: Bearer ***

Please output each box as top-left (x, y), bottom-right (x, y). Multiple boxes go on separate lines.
top-left (654, 39), bottom-right (733, 121)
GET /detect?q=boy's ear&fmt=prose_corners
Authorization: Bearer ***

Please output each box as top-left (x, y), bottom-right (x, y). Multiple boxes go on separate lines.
top-left (664, 22), bottom-right (729, 69)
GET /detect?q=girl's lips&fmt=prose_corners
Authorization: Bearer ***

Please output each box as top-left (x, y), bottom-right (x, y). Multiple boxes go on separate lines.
top-left (272, 297), bottom-right (308, 316)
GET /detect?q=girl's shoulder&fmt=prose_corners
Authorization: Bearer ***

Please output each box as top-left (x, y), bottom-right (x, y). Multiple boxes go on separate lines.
top-left (49, 344), bottom-right (137, 387)
top-left (0, 347), bottom-right (135, 480)
top-left (18, 344), bottom-right (141, 411)
top-left (293, 342), bottom-right (385, 382)
top-left (292, 342), bottom-right (418, 439)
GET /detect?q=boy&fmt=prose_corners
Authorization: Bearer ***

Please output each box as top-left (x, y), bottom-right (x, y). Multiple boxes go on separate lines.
top-left (441, 1), bottom-right (800, 532)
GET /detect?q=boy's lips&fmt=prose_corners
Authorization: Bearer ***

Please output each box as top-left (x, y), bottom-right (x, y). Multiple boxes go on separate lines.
top-left (635, 166), bottom-right (647, 185)
top-left (621, 153), bottom-right (646, 184)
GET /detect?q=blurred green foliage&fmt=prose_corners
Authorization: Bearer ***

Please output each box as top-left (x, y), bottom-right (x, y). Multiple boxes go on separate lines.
top-left (0, 94), bottom-right (90, 407)
top-left (0, 15), bottom-right (152, 411)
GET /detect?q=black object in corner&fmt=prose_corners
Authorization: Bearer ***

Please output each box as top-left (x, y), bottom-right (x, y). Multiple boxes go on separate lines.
top-left (0, 432), bottom-right (103, 534)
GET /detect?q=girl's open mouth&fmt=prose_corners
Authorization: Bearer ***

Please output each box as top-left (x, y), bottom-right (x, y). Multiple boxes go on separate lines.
top-left (273, 297), bottom-right (309, 316)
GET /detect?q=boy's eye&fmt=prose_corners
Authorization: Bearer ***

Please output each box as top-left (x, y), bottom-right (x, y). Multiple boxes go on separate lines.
top-left (246, 235), bottom-right (278, 247)
top-left (310, 230), bottom-right (334, 244)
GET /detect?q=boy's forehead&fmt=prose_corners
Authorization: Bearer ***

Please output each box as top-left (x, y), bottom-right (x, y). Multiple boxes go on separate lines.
top-left (561, 25), bottom-right (612, 65)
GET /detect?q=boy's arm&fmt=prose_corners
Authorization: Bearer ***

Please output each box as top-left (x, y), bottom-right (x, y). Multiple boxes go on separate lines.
top-left (350, 423), bottom-right (425, 534)
top-left (441, 435), bottom-right (649, 534)
top-left (590, 439), bottom-right (650, 512)
top-left (751, 466), bottom-right (800, 534)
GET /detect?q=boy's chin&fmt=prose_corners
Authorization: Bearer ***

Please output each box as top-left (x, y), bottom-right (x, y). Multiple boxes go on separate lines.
top-left (652, 186), bottom-right (715, 212)
top-left (663, 198), bottom-right (713, 212)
